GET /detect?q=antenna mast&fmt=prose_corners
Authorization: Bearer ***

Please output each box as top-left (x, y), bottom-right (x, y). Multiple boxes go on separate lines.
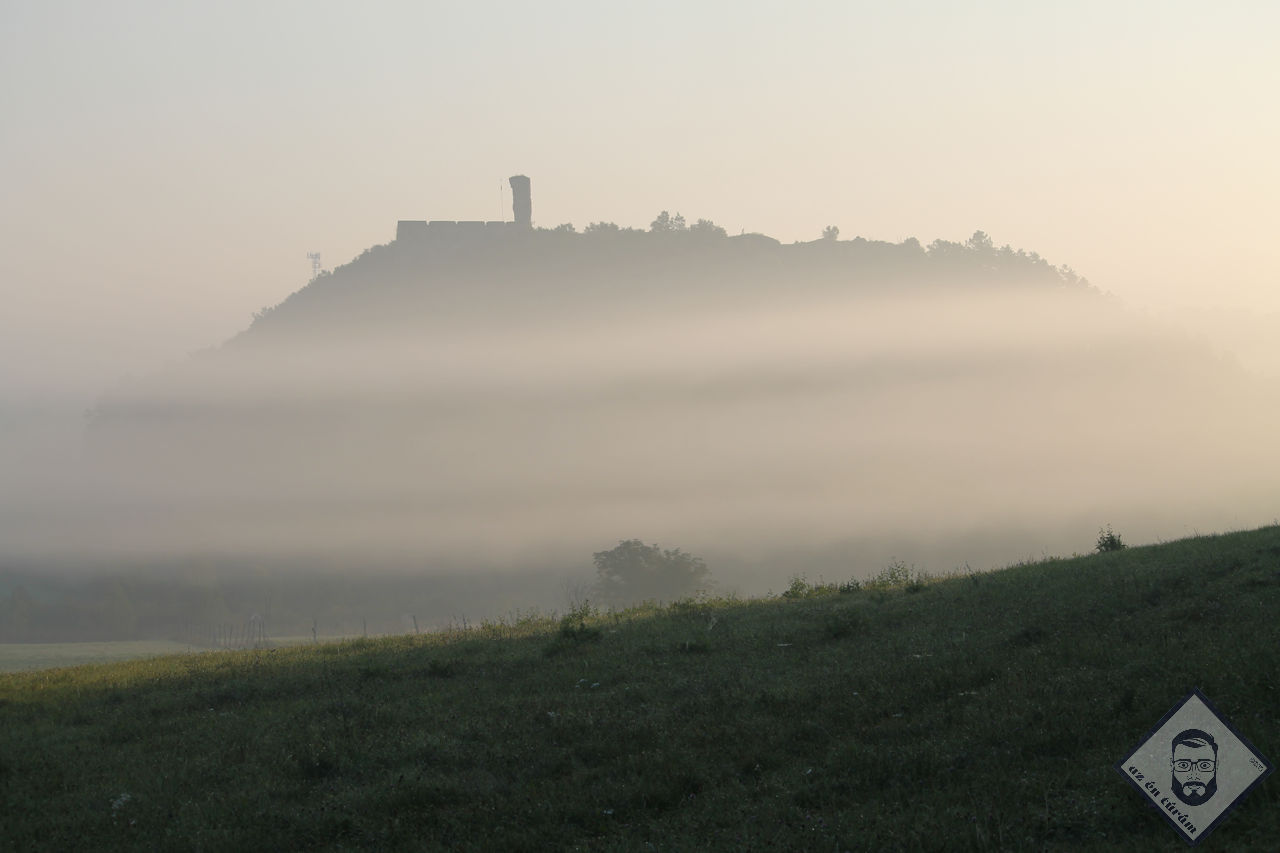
top-left (306, 252), bottom-right (322, 282)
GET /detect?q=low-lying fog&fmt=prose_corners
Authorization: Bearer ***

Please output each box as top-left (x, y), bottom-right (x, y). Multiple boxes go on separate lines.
top-left (5, 249), bottom-right (1276, 600)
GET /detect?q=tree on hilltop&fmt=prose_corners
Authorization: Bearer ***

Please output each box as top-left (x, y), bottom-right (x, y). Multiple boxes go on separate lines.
top-left (966, 230), bottom-right (993, 252)
top-left (593, 539), bottom-right (712, 605)
top-left (690, 218), bottom-right (727, 238)
top-left (650, 211), bottom-right (727, 237)
top-left (650, 210), bottom-right (688, 232)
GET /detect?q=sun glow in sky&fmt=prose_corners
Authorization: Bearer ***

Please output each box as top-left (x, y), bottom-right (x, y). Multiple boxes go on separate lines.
top-left (2, 0), bottom-right (1278, 396)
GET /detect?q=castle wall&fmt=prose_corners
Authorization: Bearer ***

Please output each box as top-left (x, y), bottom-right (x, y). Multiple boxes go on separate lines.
top-left (396, 220), bottom-right (429, 241)
top-left (395, 219), bottom-right (517, 243)
top-left (394, 175), bottom-right (530, 243)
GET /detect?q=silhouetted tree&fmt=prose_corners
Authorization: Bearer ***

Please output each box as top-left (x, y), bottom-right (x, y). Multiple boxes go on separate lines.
top-left (966, 230), bottom-right (994, 252)
top-left (926, 238), bottom-right (966, 261)
top-left (1057, 264), bottom-right (1087, 287)
top-left (690, 218), bottom-right (727, 238)
top-left (822, 225), bottom-right (840, 241)
top-left (650, 211), bottom-right (688, 232)
top-left (593, 539), bottom-right (711, 605)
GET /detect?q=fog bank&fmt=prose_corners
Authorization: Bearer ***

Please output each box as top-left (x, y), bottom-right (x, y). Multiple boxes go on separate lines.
top-left (5, 235), bottom-right (1274, 595)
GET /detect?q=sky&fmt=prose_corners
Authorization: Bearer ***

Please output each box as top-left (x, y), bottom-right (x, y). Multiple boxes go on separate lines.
top-left (2, 0), bottom-right (1278, 399)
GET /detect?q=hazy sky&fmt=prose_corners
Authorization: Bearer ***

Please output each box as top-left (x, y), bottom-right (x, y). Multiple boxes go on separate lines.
top-left (2, 0), bottom-right (1278, 397)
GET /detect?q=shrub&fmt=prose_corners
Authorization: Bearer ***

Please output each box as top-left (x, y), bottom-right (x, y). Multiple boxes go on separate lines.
top-left (1096, 525), bottom-right (1127, 553)
top-left (781, 576), bottom-right (812, 599)
top-left (557, 600), bottom-right (601, 643)
top-left (544, 600), bottom-right (602, 656)
top-left (868, 560), bottom-right (912, 590)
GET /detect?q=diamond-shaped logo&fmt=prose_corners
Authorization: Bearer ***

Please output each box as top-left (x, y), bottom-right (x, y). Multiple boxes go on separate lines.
top-left (1116, 688), bottom-right (1273, 845)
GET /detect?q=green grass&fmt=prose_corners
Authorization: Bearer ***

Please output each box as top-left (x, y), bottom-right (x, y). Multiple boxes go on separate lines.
top-left (0, 640), bottom-right (196, 673)
top-left (0, 636), bottom-right (364, 674)
top-left (2, 526), bottom-right (1278, 851)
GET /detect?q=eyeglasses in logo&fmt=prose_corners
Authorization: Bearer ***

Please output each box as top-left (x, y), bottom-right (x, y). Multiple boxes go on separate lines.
top-left (1169, 729), bottom-right (1217, 806)
top-left (1116, 688), bottom-right (1273, 846)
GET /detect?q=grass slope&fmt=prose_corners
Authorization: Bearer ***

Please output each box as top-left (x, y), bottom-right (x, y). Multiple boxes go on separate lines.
top-left (2, 527), bottom-right (1278, 851)
top-left (0, 641), bottom-right (196, 674)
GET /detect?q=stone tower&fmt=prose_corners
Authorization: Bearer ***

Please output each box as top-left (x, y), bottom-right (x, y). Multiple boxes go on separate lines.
top-left (509, 175), bottom-right (531, 228)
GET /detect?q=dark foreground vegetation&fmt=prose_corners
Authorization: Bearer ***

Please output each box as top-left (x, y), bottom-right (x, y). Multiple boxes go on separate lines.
top-left (2, 526), bottom-right (1278, 851)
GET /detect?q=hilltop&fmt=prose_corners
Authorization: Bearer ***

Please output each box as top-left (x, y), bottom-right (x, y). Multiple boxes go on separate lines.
top-left (226, 225), bottom-right (1089, 344)
top-left (2, 525), bottom-right (1277, 850)
top-left (73, 213), bottom-right (1273, 574)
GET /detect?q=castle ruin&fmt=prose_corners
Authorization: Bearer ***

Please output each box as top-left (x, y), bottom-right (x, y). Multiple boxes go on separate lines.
top-left (395, 175), bottom-right (532, 242)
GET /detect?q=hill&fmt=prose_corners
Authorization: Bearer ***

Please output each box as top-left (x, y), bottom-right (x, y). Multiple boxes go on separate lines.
top-left (69, 223), bottom-right (1277, 580)
top-left (2, 525), bottom-right (1277, 850)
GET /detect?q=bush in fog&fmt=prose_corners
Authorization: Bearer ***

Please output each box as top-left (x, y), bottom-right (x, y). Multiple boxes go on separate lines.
top-left (593, 540), bottom-right (711, 606)
top-left (1096, 525), bottom-right (1127, 553)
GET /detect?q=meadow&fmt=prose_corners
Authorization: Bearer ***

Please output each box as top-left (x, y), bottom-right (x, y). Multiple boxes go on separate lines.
top-left (1, 526), bottom-right (1277, 851)
top-left (0, 640), bottom-right (195, 674)
top-left (0, 637), bottom-right (349, 674)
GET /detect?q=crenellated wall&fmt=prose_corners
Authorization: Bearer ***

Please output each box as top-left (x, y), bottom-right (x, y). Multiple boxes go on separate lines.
top-left (395, 176), bottom-right (532, 243)
top-left (395, 220), bottom-right (514, 241)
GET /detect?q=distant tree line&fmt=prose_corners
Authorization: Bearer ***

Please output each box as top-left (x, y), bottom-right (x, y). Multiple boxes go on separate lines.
top-left (539, 211), bottom-right (728, 239)
top-left (517, 218), bottom-right (1083, 290)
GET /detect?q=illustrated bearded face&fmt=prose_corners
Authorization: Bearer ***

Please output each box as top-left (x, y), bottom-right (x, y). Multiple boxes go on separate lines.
top-left (1171, 735), bottom-right (1218, 806)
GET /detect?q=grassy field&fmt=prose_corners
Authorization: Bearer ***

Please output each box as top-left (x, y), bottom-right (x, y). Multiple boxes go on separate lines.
top-left (1, 527), bottom-right (1278, 851)
top-left (0, 640), bottom-right (196, 674)
top-left (0, 636), bottom-right (366, 674)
